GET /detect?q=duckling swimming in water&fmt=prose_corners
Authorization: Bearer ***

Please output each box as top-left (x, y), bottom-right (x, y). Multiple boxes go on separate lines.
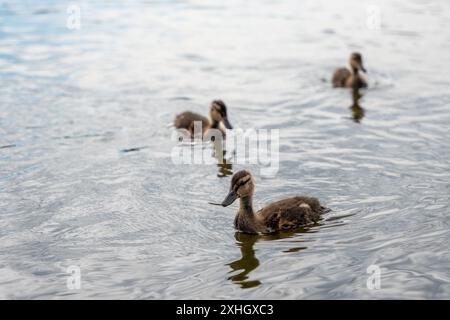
top-left (332, 52), bottom-right (368, 89)
top-left (174, 100), bottom-right (232, 137)
top-left (220, 170), bottom-right (329, 234)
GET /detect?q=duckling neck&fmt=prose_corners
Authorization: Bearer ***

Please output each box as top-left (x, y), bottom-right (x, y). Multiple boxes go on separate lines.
top-left (235, 195), bottom-right (260, 234)
top-left (210, 119), bottom-right (220, 129)
top-left (351, 67), bottom-right (359, 75)
top-left (239, 196), bottom-right (254, 215)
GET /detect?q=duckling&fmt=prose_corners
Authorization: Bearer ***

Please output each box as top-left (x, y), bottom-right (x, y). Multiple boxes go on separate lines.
top-left (220, 170), bottom-right (329, 234)
top-left (332, 52), bottom-right (368, 89)
top-left (174, 100), bottom-right (232, 137)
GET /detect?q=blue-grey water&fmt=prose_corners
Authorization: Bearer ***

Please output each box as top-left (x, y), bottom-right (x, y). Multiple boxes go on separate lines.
top-left (1, 0), bottom-right (450, 299)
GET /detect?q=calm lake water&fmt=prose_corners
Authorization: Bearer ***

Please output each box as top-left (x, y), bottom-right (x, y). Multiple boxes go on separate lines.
top-left (1, 0), bottom-right (450, 299)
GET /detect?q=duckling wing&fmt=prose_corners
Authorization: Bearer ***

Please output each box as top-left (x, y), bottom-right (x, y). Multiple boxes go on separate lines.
top-left (332, 68), bottom-right (351, 87)
top-left (257, 197), bottom-right (325, 231)
top-left (174, 112), bottom-right (210, 133)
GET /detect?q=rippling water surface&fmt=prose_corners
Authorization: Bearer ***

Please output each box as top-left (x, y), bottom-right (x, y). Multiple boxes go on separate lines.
top-left (1, 0), bottom-right (450, 299)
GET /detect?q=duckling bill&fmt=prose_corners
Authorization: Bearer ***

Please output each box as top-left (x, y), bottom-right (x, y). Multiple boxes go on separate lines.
top-left (220, 170), bottom-right (329, 234)
top-left (332, 52), bottom-right (368, 89)
top-left (174, 100), bottom-right (232, 137)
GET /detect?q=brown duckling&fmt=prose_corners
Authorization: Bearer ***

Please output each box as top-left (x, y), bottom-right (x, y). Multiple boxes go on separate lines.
top-left (220, 170), bottom-right (329, 234)
top-left (332, 52), bottom-right (368, 89)
top-left (174, 100), bottom-right (232, 137)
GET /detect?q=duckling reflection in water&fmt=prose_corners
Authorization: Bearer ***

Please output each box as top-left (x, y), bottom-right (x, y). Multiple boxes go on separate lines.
top-left (217, 158), bottom-right (233, 178)
top-left (227, 233), bottom-right (261, 288)
top-left (350, 89), bottom-right (365, 123)
top-left (211, 135), bottom-right (234, 178)
top-left (332, 52), bottom-right (368, 89)
top-left (228, 231), bottom-right (310, 288)
top-left (219, 170), bottom-right (329, 234)
top-left (174, 100), bottom-right (232, 138)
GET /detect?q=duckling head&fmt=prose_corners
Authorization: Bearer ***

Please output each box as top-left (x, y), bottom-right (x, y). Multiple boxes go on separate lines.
top-left (349, 52), bottom-right (367, 73)
top-left (210, 100), bottom-right (233, 129)
top-left (221, 170), bottom-right (254, 206)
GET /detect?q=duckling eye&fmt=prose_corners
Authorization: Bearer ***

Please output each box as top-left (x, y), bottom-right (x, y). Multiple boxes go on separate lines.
top-left (233, 179), bottom-right (249, 191)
